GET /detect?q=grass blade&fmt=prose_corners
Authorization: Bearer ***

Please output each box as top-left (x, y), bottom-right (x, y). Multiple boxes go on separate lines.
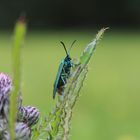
top-left (31, 28), bottom-right (108, 140)
top-left (47, 28), bottom-right (108, 140)
top-left (9, 17), bottom-right (26, 140)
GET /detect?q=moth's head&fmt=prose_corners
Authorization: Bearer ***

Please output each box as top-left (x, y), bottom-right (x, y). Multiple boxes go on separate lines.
top-left (65, 55), bottom-right (71, 61)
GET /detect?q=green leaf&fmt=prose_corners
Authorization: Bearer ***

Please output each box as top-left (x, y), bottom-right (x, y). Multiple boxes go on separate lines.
top-left (9, 18), bottom-right (26, 140)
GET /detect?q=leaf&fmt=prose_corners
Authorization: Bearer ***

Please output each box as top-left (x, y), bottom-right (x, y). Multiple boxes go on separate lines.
top-left (9, 17), bottom-right (26, 140)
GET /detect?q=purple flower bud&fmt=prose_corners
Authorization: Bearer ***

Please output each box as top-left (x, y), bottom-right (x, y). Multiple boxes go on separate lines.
top-left (0, 116), bottom-right (10, 140)
top-left (3, 99), bottom-right (10, 121)
top-left (0, 73), bottom-right (12, 97)
top-left (1, 130), bottom-right (10, 140)
top-left (0, 73), bottom-right (12, 120)
top-left (17, 106), bottom-right (26, 122)
top-left (17, 106), bottom-right (39, 127)
top-left (15, 122), bottom-right (31, 140)
top-left (0, 116), bottom-right (7, 132)
top-left (0, 92), bottom-right (5, 112)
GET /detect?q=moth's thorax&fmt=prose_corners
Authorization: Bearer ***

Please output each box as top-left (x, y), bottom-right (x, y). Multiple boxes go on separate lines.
top-left (64, 55), bottom-right (71, 61)
top-left (64, 55), bottom-right (72, 68)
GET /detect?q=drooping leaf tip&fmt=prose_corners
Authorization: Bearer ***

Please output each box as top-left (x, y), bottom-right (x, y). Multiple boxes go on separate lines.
top-left (96, 27), bottom-right (109, 41)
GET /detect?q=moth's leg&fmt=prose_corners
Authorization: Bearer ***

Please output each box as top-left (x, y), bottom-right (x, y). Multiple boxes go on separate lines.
top-left (71, 59), bottom-right (80, 67)
top-left (61, 73), bottom-right (67, 76)
top-left (61, 75), bottom-right (66, 84)
top-left (62, 67), bottom-right (66, 73)
top-left (61, 68), bottom-right (67, 76)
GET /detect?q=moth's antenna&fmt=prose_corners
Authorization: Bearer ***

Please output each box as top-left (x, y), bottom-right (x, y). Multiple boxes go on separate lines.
top-left (60, 41), bottom-right (68, 55)
top-left (68, 40), bottom-right (76, 54)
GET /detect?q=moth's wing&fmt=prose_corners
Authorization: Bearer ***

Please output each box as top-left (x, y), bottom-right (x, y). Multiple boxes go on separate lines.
top-left (53, 60), bottom-right (65, 99)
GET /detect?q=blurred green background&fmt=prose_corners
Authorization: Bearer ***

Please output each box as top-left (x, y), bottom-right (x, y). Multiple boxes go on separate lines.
top-left (1, 0), bottom-right (140, 139)
top-left (0, 30), bottom-right (140, 140)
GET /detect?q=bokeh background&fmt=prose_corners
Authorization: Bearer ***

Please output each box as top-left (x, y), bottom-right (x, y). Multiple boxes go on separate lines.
top-left (0, 0), bottom-right (140, 140)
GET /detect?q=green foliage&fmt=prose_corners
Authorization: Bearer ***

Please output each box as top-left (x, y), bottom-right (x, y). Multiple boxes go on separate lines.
top-left (9, 19), bottom-right (26, 140)
top-left (7, 17), bottom-right (107, 140)
top-left (31, 28), bottom-right (107, 140)
top-left (1, 28), bottom-right (139, 140)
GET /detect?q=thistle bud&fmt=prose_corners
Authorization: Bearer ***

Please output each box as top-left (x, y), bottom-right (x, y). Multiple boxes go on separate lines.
top-left (0, 114), bottom-right (10, 139)
top-left (0, 73), bottom-right (12, 97)
top-left (15, 122), bottom-right (31, 140)
top-left (17, 106), bottom-right (39, 127)
top-left (0, 73), bottom-right (12, 120)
